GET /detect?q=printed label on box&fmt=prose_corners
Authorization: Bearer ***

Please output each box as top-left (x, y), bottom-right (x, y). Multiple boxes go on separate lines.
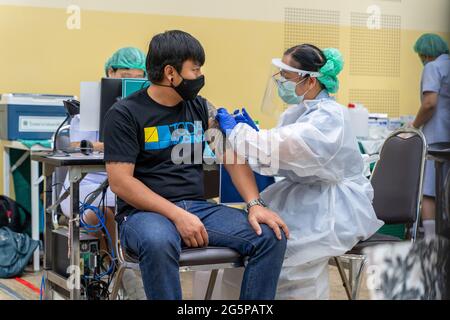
top-left (18, 116), bottom-right (66, 132)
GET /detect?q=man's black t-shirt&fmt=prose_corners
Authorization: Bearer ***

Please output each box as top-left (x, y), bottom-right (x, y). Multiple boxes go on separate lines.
top-left (103, 88), bottom-right (210, 223)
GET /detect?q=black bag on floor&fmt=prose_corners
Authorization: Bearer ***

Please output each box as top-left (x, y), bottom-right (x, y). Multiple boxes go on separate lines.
top-left (0, 227), bottom-right (39, 278)
top-left (0, 195), bottom-right (31, 234)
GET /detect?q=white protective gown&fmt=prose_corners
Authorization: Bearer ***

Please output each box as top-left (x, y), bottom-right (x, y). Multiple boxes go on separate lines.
top-left (193, 90), bottom-right (383, 299)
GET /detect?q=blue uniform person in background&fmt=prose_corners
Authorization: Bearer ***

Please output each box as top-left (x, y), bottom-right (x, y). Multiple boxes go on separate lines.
top-left (412, 34), bottom-right (450, 238)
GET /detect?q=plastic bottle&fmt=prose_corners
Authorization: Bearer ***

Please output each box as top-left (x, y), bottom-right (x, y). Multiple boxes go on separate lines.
top-left (348, 103), bottom-right (369, 138)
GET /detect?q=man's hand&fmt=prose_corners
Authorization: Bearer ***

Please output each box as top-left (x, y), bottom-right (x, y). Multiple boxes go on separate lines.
top-left (173, 211), bottom-right (209, 248)
top-left (247, 206), bottom-right (290, 240)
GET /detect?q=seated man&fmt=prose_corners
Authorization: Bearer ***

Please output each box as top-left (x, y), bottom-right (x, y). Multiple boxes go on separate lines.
top-left (104, 30), bottom-right (289, 300)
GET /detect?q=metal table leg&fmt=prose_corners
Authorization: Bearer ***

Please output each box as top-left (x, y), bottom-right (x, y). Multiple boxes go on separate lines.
top-left (31, 159), bottom-right (41, 271)
top-left (3, 146), bottom-right (10, 196)
top-left (43, 164), bottom-right (55, 300)
top-left (68, 166), bottom-right (82, 300)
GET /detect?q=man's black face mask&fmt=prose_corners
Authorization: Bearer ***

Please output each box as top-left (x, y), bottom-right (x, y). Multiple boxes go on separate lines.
top-left (172, 74), bottom-right (205, 101)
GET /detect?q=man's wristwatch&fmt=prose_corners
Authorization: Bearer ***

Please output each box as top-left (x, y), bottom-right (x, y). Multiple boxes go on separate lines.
top-left (245, 198), bottom-right (267, 212)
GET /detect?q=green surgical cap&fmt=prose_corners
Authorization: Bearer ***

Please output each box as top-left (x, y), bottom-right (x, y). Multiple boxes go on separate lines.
top-left (414, 34), bottom-right (449, 58)
top-left (104, 47), bottom-right (146, 76)
top-left (318, 48), bottom-right (344, 94)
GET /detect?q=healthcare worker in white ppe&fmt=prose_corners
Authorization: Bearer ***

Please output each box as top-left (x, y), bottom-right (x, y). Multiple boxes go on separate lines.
top-left (212, 44), bottom-right (384, 299)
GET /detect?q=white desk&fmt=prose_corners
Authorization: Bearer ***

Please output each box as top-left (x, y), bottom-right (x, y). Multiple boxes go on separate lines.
top-left (2, 140), bottom-right (51, 272)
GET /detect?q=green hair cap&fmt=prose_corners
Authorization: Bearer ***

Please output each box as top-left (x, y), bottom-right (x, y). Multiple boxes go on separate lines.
top-left (318, 48), bottom-right (344, 94)
top-left (414, 33), bottom-right (449, 58)
top-left (104, 47), bottom-right (146, 76)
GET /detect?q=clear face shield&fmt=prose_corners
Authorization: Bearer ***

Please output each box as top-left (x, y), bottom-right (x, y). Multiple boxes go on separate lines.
top-left (261, 58), bottom-right (322, 117)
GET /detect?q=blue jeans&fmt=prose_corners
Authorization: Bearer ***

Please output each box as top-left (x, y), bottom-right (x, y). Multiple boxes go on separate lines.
top-left (119, 200), bottom-right (287, 300)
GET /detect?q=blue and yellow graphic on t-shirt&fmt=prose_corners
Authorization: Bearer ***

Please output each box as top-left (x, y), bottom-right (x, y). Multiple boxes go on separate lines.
top-left (144, 121), bottom-right (204, 150)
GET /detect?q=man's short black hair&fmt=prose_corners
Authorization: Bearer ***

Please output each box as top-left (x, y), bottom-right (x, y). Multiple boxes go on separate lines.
top-left (146, 30), bottom-right (205, 82)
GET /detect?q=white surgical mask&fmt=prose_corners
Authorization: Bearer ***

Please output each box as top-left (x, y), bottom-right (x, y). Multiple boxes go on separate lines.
top-left (276, 77), bottom-right (310, 104)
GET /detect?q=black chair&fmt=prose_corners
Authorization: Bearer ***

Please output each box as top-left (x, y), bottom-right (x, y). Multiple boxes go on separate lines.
top-left (333, 128), bottom-right (427, 299)
top-left (110, 221), bottom-right (246, 300)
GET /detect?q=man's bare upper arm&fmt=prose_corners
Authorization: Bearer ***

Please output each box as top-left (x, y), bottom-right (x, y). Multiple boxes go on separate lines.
top-left (106, 162), bottom-right (135, 189)
top-left (204, 100), bottom-right (243, 165)
top-left (206, 99), bottom-right (219, 130)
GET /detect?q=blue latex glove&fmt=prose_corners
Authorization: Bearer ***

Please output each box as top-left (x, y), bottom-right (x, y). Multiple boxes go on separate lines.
top-left (215, 108), bottom-right (237, 133)
top-left (232, 108), bottom-right (259, 131)
top-left (217, 107), bottom-right (229, 114)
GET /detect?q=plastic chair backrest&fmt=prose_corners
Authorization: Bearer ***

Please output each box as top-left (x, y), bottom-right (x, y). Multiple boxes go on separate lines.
top-left (370, 128), bottom-right (427, 224)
